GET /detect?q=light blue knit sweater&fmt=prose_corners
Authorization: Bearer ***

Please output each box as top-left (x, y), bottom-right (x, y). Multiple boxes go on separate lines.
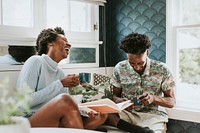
top-left (16, 54), bottom-right (68, 112)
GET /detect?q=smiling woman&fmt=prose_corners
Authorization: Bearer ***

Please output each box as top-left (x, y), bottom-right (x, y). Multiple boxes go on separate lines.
top-left (15, 27), bottom-right (107, 130)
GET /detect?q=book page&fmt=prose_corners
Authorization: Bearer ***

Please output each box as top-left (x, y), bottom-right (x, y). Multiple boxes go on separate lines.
top-left (116, 100), bottom-right (133, 110)
top-left (80, 98), bottom-right (118, 109)
top-left (78, 98), bottom-right (133, 113)
top-left (85, 104), bottom-right (120, 113)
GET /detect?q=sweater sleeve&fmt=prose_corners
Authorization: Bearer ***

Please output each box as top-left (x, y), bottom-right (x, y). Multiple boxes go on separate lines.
top-left (16, 56), bottom-right (68, 108)
top-left (29, 80), bottom-right (67, 108)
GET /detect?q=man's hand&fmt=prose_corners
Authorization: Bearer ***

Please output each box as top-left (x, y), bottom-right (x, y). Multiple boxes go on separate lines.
top-left (114, 97), bottom-right (128, 103)
top-left (112, 86), bottom-right (134, 111)
top-left (113, 97), bottom-right (135, 111)
top-left (139, 93), bottom-right (155, 106)
top-left (87, 111), bottom-right (108, 119)
top-left (87, 111), bottom-right (100, 118)
top-left (60, 74), bottom-right (80, 87)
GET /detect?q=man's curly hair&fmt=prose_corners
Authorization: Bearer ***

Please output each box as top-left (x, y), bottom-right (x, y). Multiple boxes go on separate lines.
top-left (36, 27), bottom-right (65, 55)
top-left (119, 33), bottom-right (151, 54)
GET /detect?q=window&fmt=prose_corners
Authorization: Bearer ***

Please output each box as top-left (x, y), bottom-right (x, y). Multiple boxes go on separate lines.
top-left (46, 0), bottom-right (97, 41)
top-left (46, 0), bottom-right (100, 67)
top-left (0, 0), bottom-right (106, 67)
top-left (0, 0), bottom-right (43, 46)
top-left (167, 0), bottom-right (200, 111)
top-left (47, 0), bottom-right (91, 32)
top-left (0, 0), bottom-right (40, 44)
top-left (59, 45), bottom-right (99, 68)
top-left (2, 0), bottom-right (33, 27)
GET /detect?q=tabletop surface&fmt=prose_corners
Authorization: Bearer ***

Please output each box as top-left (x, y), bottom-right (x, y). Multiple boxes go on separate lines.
top-left (30, 128), bottom-right (103, 133)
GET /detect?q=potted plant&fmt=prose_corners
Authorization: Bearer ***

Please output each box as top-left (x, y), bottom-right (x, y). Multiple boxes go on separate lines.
top-left (0, 77), bottom-right (32, 133)
top-left (69, 81), bottom-right (112, 103)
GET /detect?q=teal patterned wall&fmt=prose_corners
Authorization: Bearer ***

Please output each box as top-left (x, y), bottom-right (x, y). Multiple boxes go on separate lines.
top-left (104, 0), bottom-right (166, 66)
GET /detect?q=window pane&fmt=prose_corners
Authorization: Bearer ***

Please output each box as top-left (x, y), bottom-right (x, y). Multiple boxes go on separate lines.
top-left (46, 0), bottom-right (91, 32)
top-left (59, 48), bottom-right (96, 64)
top-left (46, 0), bottom-right (69, 30)
top-left (2, 0), bottom-right (33, 27)
top-left (70, 1), bottom-right (91, 32)
top-left (177, 29), bottom-right (200, 106)
top-left (69, 48), bottom-right (95, 63)
top-left (181, 0), bottom-right (200, 25)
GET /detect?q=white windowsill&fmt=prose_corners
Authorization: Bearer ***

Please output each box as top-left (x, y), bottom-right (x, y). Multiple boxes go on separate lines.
top-left (0, 65), bottom-right (23, 71)
top-left (167, 107), bottom-right (200, 123)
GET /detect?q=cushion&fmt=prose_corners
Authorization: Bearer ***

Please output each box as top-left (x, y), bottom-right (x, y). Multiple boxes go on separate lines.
top-left (93, 73), bottom-right (110, 86)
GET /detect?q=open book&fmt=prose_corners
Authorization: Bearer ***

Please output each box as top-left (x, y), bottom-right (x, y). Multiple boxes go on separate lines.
top-left (78, 98), bottom-right (133, 117)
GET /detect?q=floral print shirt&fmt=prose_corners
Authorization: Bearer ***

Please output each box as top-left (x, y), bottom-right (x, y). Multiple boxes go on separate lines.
top-left (110, 58), bottom-right (175, 117)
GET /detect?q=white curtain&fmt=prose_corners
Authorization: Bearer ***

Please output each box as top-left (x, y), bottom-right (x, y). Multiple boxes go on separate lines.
top-left (70, 0), bottom-right (106, 6)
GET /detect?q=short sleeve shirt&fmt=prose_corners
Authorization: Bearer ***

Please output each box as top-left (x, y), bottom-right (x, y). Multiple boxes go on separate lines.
top-left (110, 58), bottom-right (175, 116)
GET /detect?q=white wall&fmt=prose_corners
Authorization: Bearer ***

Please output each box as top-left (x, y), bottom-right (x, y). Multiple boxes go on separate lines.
top-left (0, 66), bottom-right (114, 89)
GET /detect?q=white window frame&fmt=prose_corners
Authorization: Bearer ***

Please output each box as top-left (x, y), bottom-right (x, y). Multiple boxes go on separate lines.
top-left (0, 0), bottom-right (102, 45)
top-left (166, 0), bottom-right (200, 123)
top-left (0, 0), bottom-right (104, 68)
top-left (59, 40), bottom-right (101, 68)
top-left (44, 0), bottom-right (101, 68)
top-left (0, 0), bottom-right (43, 45)
top-left (65, 2), bottom-right (98, 41)
top-left (44, 0), bottom-right (100, 42)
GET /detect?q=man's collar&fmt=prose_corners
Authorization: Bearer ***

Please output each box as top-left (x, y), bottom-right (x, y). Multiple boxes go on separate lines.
top-left (143, 57), bottom-right (150, 76)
